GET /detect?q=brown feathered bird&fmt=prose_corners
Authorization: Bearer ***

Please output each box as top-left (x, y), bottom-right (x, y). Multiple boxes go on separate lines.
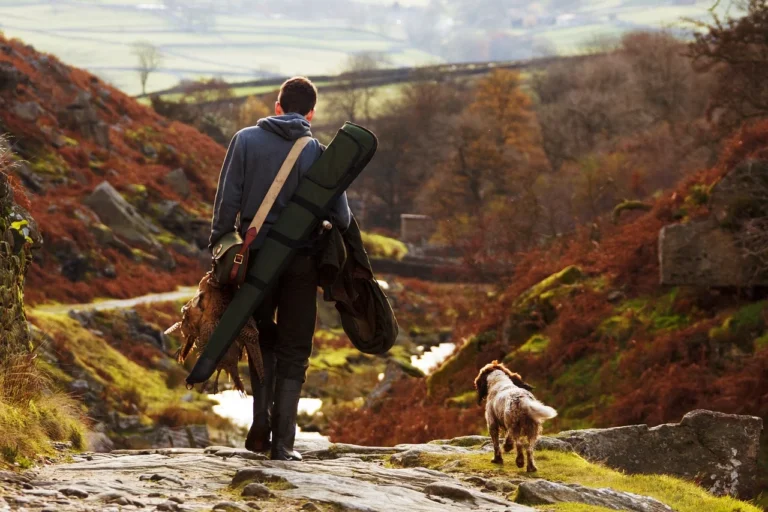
top-left (166, 273), bottom-right (263, 393)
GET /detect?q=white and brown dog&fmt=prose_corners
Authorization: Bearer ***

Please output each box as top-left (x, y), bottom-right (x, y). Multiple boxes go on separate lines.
top-left (474, 361), bottom-right (557, 471)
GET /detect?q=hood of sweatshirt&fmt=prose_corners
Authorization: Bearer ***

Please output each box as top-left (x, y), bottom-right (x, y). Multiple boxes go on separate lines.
top-left (257, 113), bottom-right (313, 141)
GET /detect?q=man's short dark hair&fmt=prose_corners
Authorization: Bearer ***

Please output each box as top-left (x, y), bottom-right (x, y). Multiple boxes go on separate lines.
top-left (278, 77), bottom-right (317, 116)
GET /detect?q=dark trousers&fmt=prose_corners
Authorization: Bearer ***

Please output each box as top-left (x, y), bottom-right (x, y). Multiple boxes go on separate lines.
top-left (248, 252), bottom-right (318, 382)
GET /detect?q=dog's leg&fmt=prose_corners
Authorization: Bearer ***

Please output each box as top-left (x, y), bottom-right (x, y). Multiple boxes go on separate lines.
top-left (526, 442), bottom-right (537, 473)
top-left (489, 422), bottom-right (503, 464)
top-left (503, 432), bottom-right (514, 453)
top-left (515, 441), bottom-right (525, 468)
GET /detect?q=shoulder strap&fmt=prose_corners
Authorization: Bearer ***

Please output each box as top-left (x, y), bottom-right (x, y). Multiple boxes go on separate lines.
top-left (246, 136), bottom-right (312, 236)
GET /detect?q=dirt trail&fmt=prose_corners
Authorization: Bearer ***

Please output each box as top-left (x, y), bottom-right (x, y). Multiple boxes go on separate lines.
top-left (33, 287), bottom-right (198, 315)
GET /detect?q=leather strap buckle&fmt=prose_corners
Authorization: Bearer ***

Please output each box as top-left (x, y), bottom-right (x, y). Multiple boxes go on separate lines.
top-left (233, 254), bottom-right (245, 265)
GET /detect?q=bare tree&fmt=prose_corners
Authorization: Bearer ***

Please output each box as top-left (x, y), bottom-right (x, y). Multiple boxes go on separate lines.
top-left (325, 52), bottom-right (389, 125)
top-left (133, 41), bottom-right (163, 95)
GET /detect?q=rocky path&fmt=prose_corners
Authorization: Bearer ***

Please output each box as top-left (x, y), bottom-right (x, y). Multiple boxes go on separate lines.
top-left (1, 410), bottom-right (762, 512)
top-left (33, 287), bottom-right (197, 315)
top-left (0, 439), bottom-right (533, 512)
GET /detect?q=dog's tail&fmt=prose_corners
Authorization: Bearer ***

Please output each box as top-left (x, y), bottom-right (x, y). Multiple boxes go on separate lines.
top-left (524, 398), bottom-right (558, 422)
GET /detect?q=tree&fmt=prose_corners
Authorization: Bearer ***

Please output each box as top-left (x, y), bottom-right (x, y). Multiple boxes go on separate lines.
top-left (689, 0), bottom-right (768, 130)
top-left (133, 41), bottom-right (163, 95)
top-left (356, 77), bottom-right (468, 229)
top-left (419, 70), bottom-right (549, 259)
top-left (325, 52), bottom-right (389, 125)
top-left (239, 96), bottom-right (271, 128)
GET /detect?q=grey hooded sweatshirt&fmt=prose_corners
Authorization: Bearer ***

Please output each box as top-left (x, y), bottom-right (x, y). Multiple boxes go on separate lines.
top-left (209, 113), bottom-right (351, 250)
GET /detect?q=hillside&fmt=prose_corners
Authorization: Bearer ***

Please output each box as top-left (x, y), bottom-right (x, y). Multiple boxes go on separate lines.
top-left (326, 121), bottom-right (768, 501)
top-left (0, 34), bottom-right (223, 305)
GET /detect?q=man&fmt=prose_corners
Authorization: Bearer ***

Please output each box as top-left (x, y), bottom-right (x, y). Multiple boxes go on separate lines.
top-left (209, 77), bottom-right (351, 461)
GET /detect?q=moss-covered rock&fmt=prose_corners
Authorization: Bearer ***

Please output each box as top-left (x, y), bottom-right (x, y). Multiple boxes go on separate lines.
top-left (517, 334), bottom-right (550, 354)
top-left (502, 266), bottom-right (585, 344)
top-left (427, 330), bottom-right (496, 397)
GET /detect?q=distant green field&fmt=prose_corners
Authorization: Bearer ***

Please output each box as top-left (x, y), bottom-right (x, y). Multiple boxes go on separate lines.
top-left (0, 0), bottom-right (738, 97)
top-left (0, 0), bottom-right (437, 95)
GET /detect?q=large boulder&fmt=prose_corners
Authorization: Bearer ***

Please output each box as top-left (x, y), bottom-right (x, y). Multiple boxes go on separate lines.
top-left (659, 159), bottom-right (768, 287)
top-left (163, 168), bottom-right (191, 199)
top-left (12, 101), bottom-right (43, 122)
top-left (557, 409), bottom-right (763, 499)
top-left (83, 181), bottom-right (160, 249)
top-left (658, 220), bottom-right (758, 286)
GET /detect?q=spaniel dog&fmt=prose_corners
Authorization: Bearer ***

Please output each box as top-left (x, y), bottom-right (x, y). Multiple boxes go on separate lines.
top-left (474, 361), bottom-right (557, 471)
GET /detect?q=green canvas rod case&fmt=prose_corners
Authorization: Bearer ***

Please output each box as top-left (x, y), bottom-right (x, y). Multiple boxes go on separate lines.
top-left (186, 122), bottom-right (378, 386)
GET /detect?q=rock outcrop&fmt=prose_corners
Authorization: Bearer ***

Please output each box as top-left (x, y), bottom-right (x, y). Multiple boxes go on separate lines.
top-left (659, 159), bottom-right (768, 286)
top-left (557, 409), bottom-right (763, 498)
top-left (58, 91), bottom-right (111, 148)
top-left (516, 480), bottom-right (674, 511)
top-left (83, 181), bottom-right (160, 249)
top-left (659, 220), bottom-right (750, 286)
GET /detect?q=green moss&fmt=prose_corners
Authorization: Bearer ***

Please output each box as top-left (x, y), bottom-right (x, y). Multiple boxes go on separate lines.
top-left (156, 231), bottom-right (191, 248)
top-left (709, 301), bottom-right (767, 349)
top-left (686, 184), bottom-right (710, 207)
top-left (597, 315), bottom-right (635, 345)
top-left (445, 391), bottom-right (477, 408)
top-left (517, 334), bottom-right (550, 354)
top-left (310, 347), bottom-right (373, 373)
top-left (612, 200), bottom-right (652, 223)
top-left (731, 301), bottom-right (767, 333)
top-left (394, 451), bottom-right (760, 512)
top-left (361, 232), bottom-right (408, 261)
top-left (611, 289), bottom-right (689, 334)
top-left (540, 504), bottom-right (618, 512)
top-left (520, 266), bottom-right (584, 306)
top-left (30, 151), bottom-right (68, 175)
top-left (755, 333), bottom-right (768, 351)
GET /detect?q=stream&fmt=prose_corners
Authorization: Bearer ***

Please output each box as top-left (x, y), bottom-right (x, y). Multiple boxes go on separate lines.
top-left (210, 341), bottom-right (457, 432)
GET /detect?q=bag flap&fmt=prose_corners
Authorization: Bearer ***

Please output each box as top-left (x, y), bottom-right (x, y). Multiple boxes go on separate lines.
top-left (212, 231), bottom-right (244, 262)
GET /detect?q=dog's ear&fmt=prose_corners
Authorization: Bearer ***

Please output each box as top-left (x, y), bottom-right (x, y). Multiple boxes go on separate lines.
top-left (510, 374), bottom-right (535, 392)
top-left (474, 369), bottom-right (490, 405)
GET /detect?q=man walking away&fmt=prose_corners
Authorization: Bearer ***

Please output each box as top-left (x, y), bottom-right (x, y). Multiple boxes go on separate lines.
top-left (209, 77), bottom-right (351, 461)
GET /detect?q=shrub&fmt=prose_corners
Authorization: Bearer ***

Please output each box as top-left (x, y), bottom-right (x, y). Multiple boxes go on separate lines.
top-left (361, 231), bottom-right (408, 260)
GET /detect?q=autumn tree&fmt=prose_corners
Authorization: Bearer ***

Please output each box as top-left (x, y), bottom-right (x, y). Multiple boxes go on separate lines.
top-left (419, 70), bottom-right (549, 260)
top-left (239, 96), bottom-right (271, 128)
top-left (133, 41), bottom-right (163, 95)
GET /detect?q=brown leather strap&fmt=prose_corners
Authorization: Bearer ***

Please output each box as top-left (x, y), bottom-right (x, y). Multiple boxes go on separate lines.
top-left (228, 136), bottom-right (312, 284)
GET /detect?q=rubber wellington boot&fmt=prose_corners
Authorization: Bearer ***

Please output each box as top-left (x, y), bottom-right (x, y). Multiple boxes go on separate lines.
top-left (245, 350), bottom-right (276, 452)
top-left (270, 378), bottom-right (303, 461)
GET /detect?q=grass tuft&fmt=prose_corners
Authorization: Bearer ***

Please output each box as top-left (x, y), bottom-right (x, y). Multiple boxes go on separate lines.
top-left (0, 353), bottom-right (87, 467)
